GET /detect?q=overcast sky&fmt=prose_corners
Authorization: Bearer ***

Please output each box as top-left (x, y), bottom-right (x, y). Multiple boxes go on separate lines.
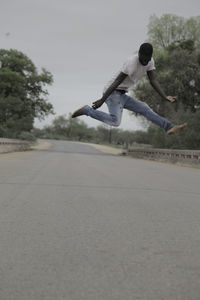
top-left (0, 0), bottom-right (200, 130)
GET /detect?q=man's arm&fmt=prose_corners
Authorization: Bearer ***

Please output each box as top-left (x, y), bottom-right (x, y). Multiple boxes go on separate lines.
top-left (147, 70), bottom-right (176, 103)
top-left (92, 72), bottom-right (127, 109)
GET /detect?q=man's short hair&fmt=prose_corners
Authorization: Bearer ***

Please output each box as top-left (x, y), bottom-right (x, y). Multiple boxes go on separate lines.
top-left (139, 43), bottom-right (153, 57)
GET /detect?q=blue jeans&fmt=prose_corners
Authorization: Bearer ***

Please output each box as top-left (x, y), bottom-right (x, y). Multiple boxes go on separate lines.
top-left (84, 91), bottom-right (173, 131)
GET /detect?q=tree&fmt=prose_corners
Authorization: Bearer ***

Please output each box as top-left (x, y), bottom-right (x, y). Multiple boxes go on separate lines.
top-left (133, 44), bottom-right (200, 115)
top-left (0, 49), bottom-right (54, 137)
top-left (148, 14), bottom-right (200, 50)
top-left (132, 14), bottom-right (200, 149)
top-left (52, 115), bottom-right (69, 136)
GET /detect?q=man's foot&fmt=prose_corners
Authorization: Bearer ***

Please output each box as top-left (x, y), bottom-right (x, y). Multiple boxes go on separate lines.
top-left (167, 123), bottom-right (187, 135)
top-left (71, 105), bottom-right (88, 118)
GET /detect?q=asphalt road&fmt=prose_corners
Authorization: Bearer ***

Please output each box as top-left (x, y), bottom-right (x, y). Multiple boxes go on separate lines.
top-left (0, 140), bottom-right (200, 300)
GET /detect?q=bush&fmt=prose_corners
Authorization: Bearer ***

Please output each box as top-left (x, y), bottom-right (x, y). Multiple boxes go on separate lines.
top-left (18, 131), bottom-right (36, 141)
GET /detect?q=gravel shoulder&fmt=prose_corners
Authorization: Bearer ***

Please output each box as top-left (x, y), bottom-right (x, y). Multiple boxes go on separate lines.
top-left (31, 140), bottom-right (53, 151)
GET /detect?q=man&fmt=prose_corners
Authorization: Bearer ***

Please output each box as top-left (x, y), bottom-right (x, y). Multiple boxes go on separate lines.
top-left (72, 43), bottom-right (186, 135)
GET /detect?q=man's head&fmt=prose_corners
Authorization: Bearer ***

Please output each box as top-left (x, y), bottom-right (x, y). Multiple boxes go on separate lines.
top-left (138, 43), bottom-right (153, 66)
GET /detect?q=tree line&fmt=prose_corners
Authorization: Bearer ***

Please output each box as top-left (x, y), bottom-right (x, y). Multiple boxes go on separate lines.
top-left (33, 115), bottom-right (147, 147)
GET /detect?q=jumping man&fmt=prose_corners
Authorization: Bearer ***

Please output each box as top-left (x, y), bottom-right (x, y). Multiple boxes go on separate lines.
top-left (72, 43), bottom-right (187, 135)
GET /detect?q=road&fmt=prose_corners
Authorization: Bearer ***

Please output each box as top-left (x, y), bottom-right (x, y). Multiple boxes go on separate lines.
top-left (0, 140), bottom-right (200, 300)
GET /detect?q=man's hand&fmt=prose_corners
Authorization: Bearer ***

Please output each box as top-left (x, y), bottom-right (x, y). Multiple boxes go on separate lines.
top-left (92, 72), bottom-right (127, 110)
top-left (166, 96), bottom-right (177, 103)
top-left (92, 98), bottom-right (104, 110)
top-left (147, 71), bottom-right (178, 103)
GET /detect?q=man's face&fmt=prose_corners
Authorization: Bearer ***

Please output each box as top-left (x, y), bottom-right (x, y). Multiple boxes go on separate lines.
top-left (138, 52), bottom-right (152, 66)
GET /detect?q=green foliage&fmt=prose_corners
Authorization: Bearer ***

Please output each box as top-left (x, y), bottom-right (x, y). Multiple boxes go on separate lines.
top-left (0, 49), bottom-right (54, 138)
top-left (130, 13), bottom-right (200, 149)
top-left (33, 114), bottom-right (141, 147)
top-left (152, 46), bottom-right (200, 113)
top-left (18, 131), bottom-right (37, 142)
top-left (148, 14), bottom-right (200, 49)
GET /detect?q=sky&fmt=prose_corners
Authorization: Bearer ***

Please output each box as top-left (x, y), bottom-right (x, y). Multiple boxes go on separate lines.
top-left (0, 0), bottom-right (200, 131)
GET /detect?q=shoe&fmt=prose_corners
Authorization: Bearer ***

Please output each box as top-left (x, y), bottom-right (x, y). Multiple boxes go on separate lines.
top-left (167, 123), bottom-right (187, 135)
top-left (71, 105), bottom-right (88, 118)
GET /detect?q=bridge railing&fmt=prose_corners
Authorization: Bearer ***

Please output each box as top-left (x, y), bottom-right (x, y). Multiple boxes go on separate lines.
top-left (0, 138), bottom-right (31, 154)
top-left (128, 147), bottom-right (200, 166)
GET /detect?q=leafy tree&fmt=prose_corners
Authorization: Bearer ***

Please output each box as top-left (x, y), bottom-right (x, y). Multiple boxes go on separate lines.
top-left (96, 125), bottom-right (112, 144)
top-left (132, 14), bottom-right (200, 149)
top-left (40, 114), bottom-right (97, 142)
top-left (133, 44), bottom-right (200, 115)
top-left (52, 115), bottom-right (69, 136)
top-left (148, 14), bottom-right (200, 50)
top-left (0, 49), bottom-right (54, 137)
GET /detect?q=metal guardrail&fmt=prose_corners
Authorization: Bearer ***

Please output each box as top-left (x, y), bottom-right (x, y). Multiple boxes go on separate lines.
top-left (0, 138), bottom-right (30, 153)
top-left (128, 147), bottom-right (200, 166)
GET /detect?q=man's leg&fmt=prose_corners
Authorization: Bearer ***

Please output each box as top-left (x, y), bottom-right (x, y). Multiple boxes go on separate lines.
top-left (123, 94), bottom-right (173, 132)
top-left (72, 91), bottom-right (124, 127)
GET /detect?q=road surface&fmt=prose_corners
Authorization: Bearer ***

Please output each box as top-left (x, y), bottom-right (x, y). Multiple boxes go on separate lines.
top-left (0, 140), bottom-right (200, 300)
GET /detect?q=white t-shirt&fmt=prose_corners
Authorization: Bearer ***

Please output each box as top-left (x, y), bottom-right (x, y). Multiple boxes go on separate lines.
top-left (104, 54), bottom-right (155, 92)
